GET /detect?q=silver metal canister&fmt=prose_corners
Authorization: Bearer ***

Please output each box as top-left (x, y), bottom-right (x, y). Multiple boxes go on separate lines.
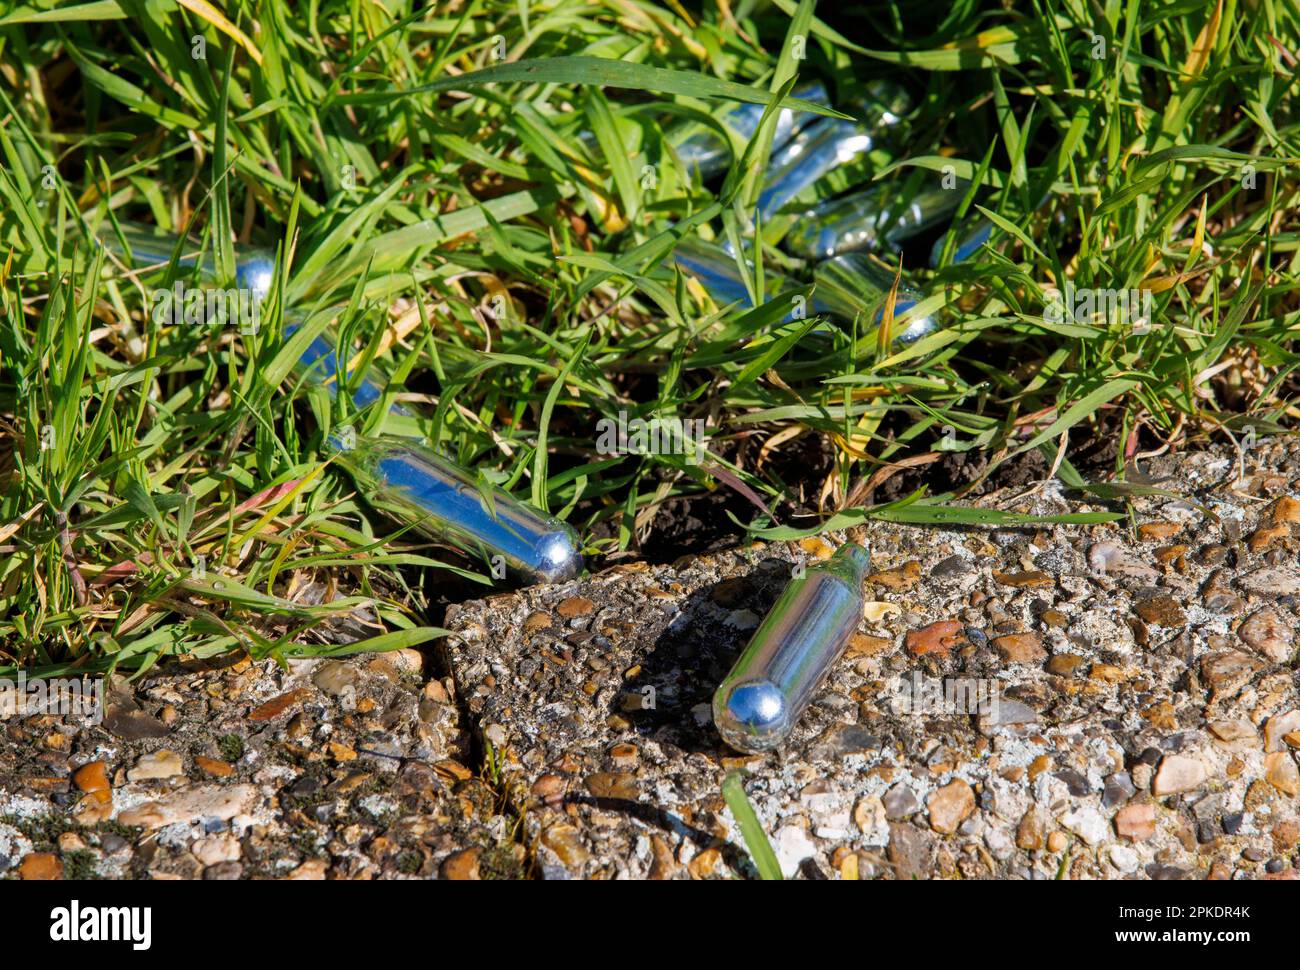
top-left (286, 324), bottom-right (582, 584)
top-left (756, 81), bottom-right (912, 220)
top-left (332, 435), bottom-right (583, 585)
top-left (785, 181), bottom-right (966, 261)
top-left (812, 252), bottom-right (939, 343)
top-left (93, 223), bottom-right (582, 585)
top-left (95, 220), bottom-right (276, 302)
top-left (670, 236), bottom-right (788, 309)
top-left (713, 542), bottom-right (871, 752)
top-left (672, 82), bottom-right (830, 181)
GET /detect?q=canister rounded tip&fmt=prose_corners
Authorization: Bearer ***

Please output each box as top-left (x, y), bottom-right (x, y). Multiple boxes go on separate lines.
top-left (528, 527), bottom-right (585, 585)
top-left (236, 253), bottom-right (276, 304)
top-left (713, 678), bottom-right (790, 753)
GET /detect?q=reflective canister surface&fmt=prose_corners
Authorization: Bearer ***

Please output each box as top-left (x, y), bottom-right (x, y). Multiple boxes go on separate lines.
top-left (713, 543), bottom-right (870, 752)
top-left (95, 221), bottom-right (275, 303)
top-left (756, 81), bottom-right (911, 219)
top-left (335, 436), bottom-right (583, 585)
top-left (812, 252), bottom-right (939, 343)
top-left (673, 82), bottom-right (829, 181)
top-left (670, 236), bottom-right (788, 309)
top-left (786, 182), bottom-right (965, 261)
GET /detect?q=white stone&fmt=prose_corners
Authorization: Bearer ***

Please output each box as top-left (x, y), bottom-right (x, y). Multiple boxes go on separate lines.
top-left (118, 785), bottom-right (257, 830)
top-left (1240, 567), bottom-right (1300, 597)
top-left (984, 823), bottom-right (1016, 861)
top-left (1060, 805), bottom-right (1109, 846)
top-left (191, 835), bottom-right (241, 866)
top-left (128, 749), bottom-right (184, 781)
top-left (773, 825), bottom-right (817, 879)
top-left (1108, 844), bottom-right (1139, 873)
top-left (1152, 754), bottom-right (1208, 796)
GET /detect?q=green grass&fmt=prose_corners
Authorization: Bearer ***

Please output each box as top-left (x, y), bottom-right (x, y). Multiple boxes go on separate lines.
top-left (722, 769), bottom-right (783, 879)
top-left (0, 0), bottom-right (1297, 672)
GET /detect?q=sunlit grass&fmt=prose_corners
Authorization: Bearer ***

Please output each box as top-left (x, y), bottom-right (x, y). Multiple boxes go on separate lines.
top-left (0, 0), bottom-right (1296, 671)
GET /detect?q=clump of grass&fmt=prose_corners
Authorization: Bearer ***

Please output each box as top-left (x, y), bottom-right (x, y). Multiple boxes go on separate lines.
top-left (217, 733), bottom-right (246, 763)
top-left (478, 843), bottom-right (527, 880)
top-left (0, 0), bottom-right (1296, 673)
top-left (1, 812), bottom-right (69, 852)
top-left (395, 850), bottom-right (423, 875)
top-left (61, 848), bottom-right (100, 880)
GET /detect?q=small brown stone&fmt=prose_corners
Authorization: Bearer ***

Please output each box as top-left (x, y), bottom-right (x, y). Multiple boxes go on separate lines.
top-left (868, 560), bottom-right (921, 591)
top-left (1040, 609), bottom-right (1069, 628)
top-left (1089, 663), bottom-right (1127, 684)
top-left (687, 847), bottom-right (725, 879)
top-left (73, 793), bottom-right (113, 825)
top-left (927, 779), bottom-right (975, 834)
top-left (1196, 544), bottom-right (1229, 567)
top-left (1208, 719), bottom-right (1257, 745)
top-left (441, 847), bottom-right (481, 880)
top-left (1264, 710), bottom-right (1300, 752)
top-left (1028, 754), bottom-right (1052, 780)
top-left (648, 835), bottom-right (681, 879)
top-left (608, 742), bottom-right (639, 769)
top-left (1270, 495), bottom-right (1300, 524)
top-left (797, 537), bottom-right (835, 561)
top-left (1141, 701), bottom-right (1178, 731)
top-left (833, 847), bottom-right (861, 880)
top-left (1135, 594), bottom-right (1186, 628)
top-left (72, 761), bottom-right (110, 795)
top-left (992, 570), bottom-right (1053, 588)
top-left (1248, 525), bottom-right (1288, 553)
top-left (993, 633), bottom-right (1046, 664)
top-left (540, 824), bottom-right (589, 869)
top-left (1273, 821), bottom-right (1300, 851)
top-left (1115, 803), bottom-right (1157, 842)
top-left (194, 755), bottom-right (234, 778)
top-left (328, 741), bottom-right (357, 762)
top-left (887, 822), bottom-right (933, 878)
top-left (847, 633), bottom-right (892, 657)
top-left (1238, 609), bottom-right (1293, 663)
top-left (1046, 832), bottom-right (1067, 853)
top-left (1154, 544), bottom-right (1188, 566)
top-left (523, 612), bottom-right (553, 635)
top-left (1201, 650), bottom-right (1265, 695)
top-left (1138, 521), bottom-right (1181, 540)
top-left (287, 859), bottom-right (328, 880)
top-left (1047, 653), bottom-right (1085, 675)
top-left (248, 688), bottom-right (309, 722)
top-left (19, 853), bottom-right (62, 880)
top-left (556, 596), bottom-right (595, 619)
top-left (1244, 779), bottom-right (1274, 812)
top-left (905, 620), bottom-right (966, 657)
top-left (853, 795), bottom-right (884, 834)
top-left (1201, 569), bottom-right (1245, 612)
top-left (585, 771), bottom-right (638, 800)
top-left (1016, 810), bottom-right (1044, 849)
top-left (1264, 752), bottom-right (1300, 795)
top-left (434, 759), bottom-right (472, 782)
top-left (128, 749), bottom-right (184, 781)
top-left (529, 773), bottom-right (567, 806)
